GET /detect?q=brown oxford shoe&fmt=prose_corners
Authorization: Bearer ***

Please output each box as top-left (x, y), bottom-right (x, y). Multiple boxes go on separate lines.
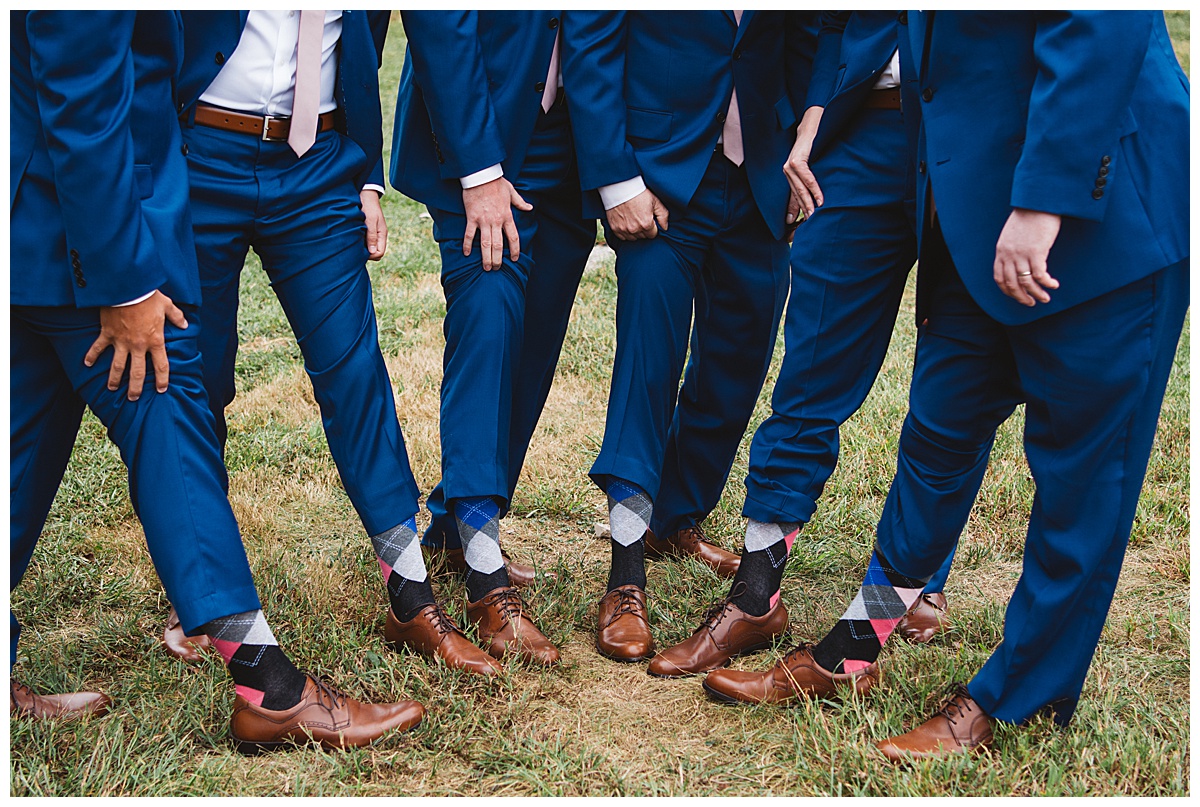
top-left (384, 603), bottom-right (503, 676)
top-left (596, 585), bottom-right (655, 662)
top-left (230, 675), bottom-right (424, 754)
top-left (427, 545), bottom-right (552, 589)
top-left (875, 686), bottom-right (994, 762)
top-left (10, 680), bottom-right (112, 720)
top-left (467, 586), bottom-right (560, 665)
top-left (702, 642), bottom-right (880, 705)
top-left (162, 605), bottom-right (214, 663)
top-left (645, 527), bottom-right (741, 578)
top-left (647, 588), bottom-right (788, 678)
top-left (895, 592), bottom-right (949, 644)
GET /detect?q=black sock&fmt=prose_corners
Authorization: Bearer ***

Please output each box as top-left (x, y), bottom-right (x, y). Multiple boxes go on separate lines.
top-left (371, 517), bottom-right (434, 621)
top-left (389, 574), bottom-right (437, 623)
top-left (607, 538), bottom-right (647, 591)
top-left (202, 610), bottom-right (308, 711)
top-left (727, 520), bottom-right (798, 616)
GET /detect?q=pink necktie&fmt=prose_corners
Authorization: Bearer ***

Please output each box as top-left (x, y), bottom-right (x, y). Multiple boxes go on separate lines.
top-left (541, 30), bottom-right (561, 113)
top-left (288, 10), bottom-right (324, 157)
top-left (722, 10), bottom-right (744, 166)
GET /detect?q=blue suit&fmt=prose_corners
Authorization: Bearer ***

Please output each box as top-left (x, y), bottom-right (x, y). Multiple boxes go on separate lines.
top-left (564, 11), bottom-right (817, 519)
top-left (10, 10), bottom-right (261, 661)
top-left (175, 11), bottom-right (422, 539)
top-left (741, 11), bottom-right (955, 592)
top-left (880, 11), bottom-right (1188, 725)
top-left (393, 12), bottom-right (597, 529)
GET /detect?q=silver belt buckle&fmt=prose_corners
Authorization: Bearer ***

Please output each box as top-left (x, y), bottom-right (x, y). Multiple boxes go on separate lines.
top-left (261, 114), bottom-right (290, 142)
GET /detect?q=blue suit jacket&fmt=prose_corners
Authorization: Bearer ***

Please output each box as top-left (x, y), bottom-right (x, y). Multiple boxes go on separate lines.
top-left (909, 11), bottom-right (1189, 324)
top-left (177, 10), bottom-right (389, 190)
top-left (389, 11), bottom-right (561, 214)
top-left (805, 11), bottom-right (919, 164)
top-left (562, 11), bottom-right (818, 239)
top-left (11, 10), bottom-right (199, 308)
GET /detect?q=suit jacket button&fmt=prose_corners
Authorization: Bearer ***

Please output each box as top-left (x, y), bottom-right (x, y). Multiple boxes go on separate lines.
top-left (548, 17), bottom-right (559, 29)
top-left (733, 48), bottom-right (742, 60)
top-left (921, 87), bottom-right (934, 102)
top-left (1101, 155), bottom-right (1111, 166)
top-left (898, 11), bottom-right (908, 24)
top-left (716, 111), bottom-right (727, 123)
top-left (918, 160), bottom-right (926, 174)
top-left (75, 275), bottom-right (86, 288)
top-left (1092, 188), bottom-right (1104, 199)
top-left (72, 258), bottom-right (81, 270)
top-left (215, 51), bottom-right (225, 65)
top-left (1098, 166), bottom-right (1109, 177)
top-left (69, 249), bottom-right (79, 259)
top-left (535, 81), bottom-right (546, 93)
top-left (181, 143), bottom-right (189, 156)
top-left (1095, 177), bottom-right (1107, 187)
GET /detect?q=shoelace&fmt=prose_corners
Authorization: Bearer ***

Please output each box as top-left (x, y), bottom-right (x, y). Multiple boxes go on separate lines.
top-left (305, 674), bottom-right (348, 712)
top-left (601, 588), bottom-right (648, 629)
top-left (483, 587), bottom-right (526, 622)
top-left (698, 581), bottom-right (748, 633)
top-left (424, 603), bottom-right (458, 637)
top-left (937, 684), bottom-right (975, 727)
top-left (780, 641), bottom-right (815, 670)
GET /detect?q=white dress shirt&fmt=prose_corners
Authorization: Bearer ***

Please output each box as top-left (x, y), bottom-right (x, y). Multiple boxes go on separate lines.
top-left (872, 48), bottom-right (902, 90)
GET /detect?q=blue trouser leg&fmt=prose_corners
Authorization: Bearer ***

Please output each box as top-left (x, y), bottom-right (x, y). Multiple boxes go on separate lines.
top-left (10, 305), bottom-right (262, 658)
top-left (425, 100), bottom-right (593, 546)
top-left (184, 124), bottom-right (421, 536)
top-left (649, 181), bottom-right (789, 537)
top-left (591, 152), bottom-right (770, 501)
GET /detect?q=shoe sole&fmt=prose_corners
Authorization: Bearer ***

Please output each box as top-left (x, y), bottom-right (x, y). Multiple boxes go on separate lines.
top-left (646, 638), bottom-right (780, 679)
top-left (701, 679), bottom-right (747, 704)
top-left (595, 643), bottom-right (654, 664)
top-left (231, 715), bottom-right (424, 756)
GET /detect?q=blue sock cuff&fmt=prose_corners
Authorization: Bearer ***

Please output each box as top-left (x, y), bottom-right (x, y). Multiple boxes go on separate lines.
top-left (606, 479), bottom-right (647, 503)
top-left (453, 496), bottom-right (500, 530)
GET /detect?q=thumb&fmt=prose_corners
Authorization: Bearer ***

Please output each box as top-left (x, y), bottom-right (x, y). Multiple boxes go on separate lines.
top-left (653, 196), bottom-right (669, 231)
top-left (164, 299), bottom-right (189, 330)
top-left (510, 187), bottom-right (534, 212)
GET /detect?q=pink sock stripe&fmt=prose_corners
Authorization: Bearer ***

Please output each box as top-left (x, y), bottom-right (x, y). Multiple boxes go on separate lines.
top-left (377, 557), bottom-right (394, 580)
top-left (842, 659), bottom-right (872, 674)
top-left (783, 528), bottom-right (798, 553)
top-left (869, 616), bottom-right (903, 644)
top-left (897, 586), bottom-right (924, 610)
top-left (235, 684), bottom-right (266, 707)
top-left (769, 590), bottom-right (781, 609)
top-left (212, 638), bottom-right (242, 664)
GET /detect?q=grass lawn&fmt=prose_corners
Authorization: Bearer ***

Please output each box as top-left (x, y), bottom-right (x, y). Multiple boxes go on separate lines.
top-left (9, 11), bottom-right (1190, 797)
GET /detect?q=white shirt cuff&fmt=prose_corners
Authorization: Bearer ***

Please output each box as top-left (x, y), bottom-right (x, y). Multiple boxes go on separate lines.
top-left (598, 176), bottom-right (647, 210)
top-left (362, 183), bottom-right (385, 197)
top-left (459, 164), bottom-right (504, 189)
top-left (114, 291), bottom-right (155, 307)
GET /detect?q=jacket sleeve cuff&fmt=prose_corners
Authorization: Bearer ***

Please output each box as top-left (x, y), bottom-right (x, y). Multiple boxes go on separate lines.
top-left (598, 175), bottom-right (646, 210)
top-left (459, 163), bottom-right (504, 189)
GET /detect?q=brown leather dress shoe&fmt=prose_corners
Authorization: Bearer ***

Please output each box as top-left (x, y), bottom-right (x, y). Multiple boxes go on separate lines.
top-left (467, 586), bottom-right (560, 665)
top-left (702, 643), bottom-right (880, 705)
top-left (895, 592), bottom-right (949, 644)
top-left (162, 605), bottom-right (213, 662)
top-left (384, 603), bottom-right (503, 676)
top-left (427, 545), bottom-right (552, 588)
top-left (10, 681), bottom-right (112, 720)
top-left (596, 585), bottom-right (655, 662)
top-left (647, 590), bottom-right (788, 678)
top-left (230, 675), bottom-right (424, 754)
top-left (644, 527), bottom-right (741, 578)
top-left (875, 686), bottom-right (994, 762)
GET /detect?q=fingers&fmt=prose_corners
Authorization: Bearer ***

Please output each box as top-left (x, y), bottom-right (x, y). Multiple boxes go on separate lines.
top-left (83, 333), bottom-right (112, 368)
top-left (365, 211), bottom-right (379, 258)
top-left (786, 190), bottom-right (802, 227)
top-left (993, 255), bottom-right (1036, 306)
top-left (504, 216), bottom-right (521, 262)
top-left (108, 345), bottom-right (128, 393)
top-left (652, 197), bottom-right (668, 233)
top-left (126, 350), bottom-right (146, 401)
top-left (151, 342), bottom-right (170, 394)
top-left (510, 187), bottom-right (534, 212)
top-left (487, 223), bottom-right (503, 271)
top-left (376, 215), bottom-right (389, 259)
top-left (798, 163), bottom-right (824, 211)
top-left (463, 220), bottom-right (477, 259)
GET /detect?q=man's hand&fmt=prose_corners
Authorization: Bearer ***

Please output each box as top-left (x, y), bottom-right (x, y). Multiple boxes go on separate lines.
top-left (993, 208), bottom-right (1062, 307)
top-left (462, 176), bottom-right (533, 271)
top-left (361, 189), bottom-right (388, 260)
top-left (606, 188), bottom-right (669, 241)
top-left (83, 290), bottom-right (188, 401)
top-left (784, 105), bottom-right (825, 229)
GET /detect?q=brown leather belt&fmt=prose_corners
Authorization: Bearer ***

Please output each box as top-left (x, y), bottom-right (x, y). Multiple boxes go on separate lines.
top-left (863, 88), bottom-right (902, 110)
top-left (191, 104), bottom-right (336, 142)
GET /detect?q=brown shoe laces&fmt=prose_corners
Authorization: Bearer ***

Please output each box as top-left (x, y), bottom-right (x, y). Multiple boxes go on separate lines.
top-left (424, 602), bottom-right (459, 638)
top-left (937, 683), bottom-right (975, 727)
top-left (482, 586), bottom-right (527, 623)
top-left (600, 588), bottom-right (649, 630)
top-left (698, 581), bottom-right (747, 633)
top-left (304, 674), bottom-right (348, 712)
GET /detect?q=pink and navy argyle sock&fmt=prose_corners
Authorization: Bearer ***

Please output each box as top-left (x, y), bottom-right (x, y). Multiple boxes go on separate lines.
top-left (453, 496), bottom-right (510, 602)
top-left (606, 479), bottom-right (650, 591)
top-left (728, 519), bottom-right (799, 616)
top-left (371, 515), bottom-right (436, 622)
top-left (202, 609), bottom-right (307, 710)
top-left (812, 547), bottom-right (930, 674)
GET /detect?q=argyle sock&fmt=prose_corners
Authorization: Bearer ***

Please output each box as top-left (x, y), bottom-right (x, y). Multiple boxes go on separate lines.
top-left (728, 519), bottom-right (799, 616)
top-left (202, 610), bottom-right (308, 711)
top-left (453, 496), bottom-right (510, 602)
top-left (606, 478), bottom-right (650, 591)
top-left (812, 546), bottom-right (930, 674)
top-left (372, 516), bottom-right (436, 622)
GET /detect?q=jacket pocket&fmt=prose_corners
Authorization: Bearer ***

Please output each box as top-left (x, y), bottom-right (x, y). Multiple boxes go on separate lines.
top-left (626, 107), bottom-right (673, 142)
